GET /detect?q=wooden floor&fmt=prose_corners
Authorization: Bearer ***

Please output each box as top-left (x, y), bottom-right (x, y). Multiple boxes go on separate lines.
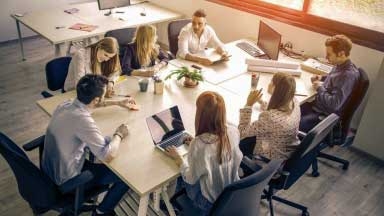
top-left (0, 37), bottom-right (383, 216)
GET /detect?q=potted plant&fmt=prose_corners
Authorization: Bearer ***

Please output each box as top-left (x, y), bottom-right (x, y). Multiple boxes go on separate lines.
top-left (164, 66), bottom-right (204, 88)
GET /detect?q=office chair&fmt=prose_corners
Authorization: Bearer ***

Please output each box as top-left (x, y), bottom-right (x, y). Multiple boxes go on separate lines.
top-left (41, 57), bottom-right (72, 98)
top-left (170, 159), bottom-right (282, 216)
top-left (243, 114), bottom-right (340, 216)
top-left (104, 27), bottom-right (137, 45)
top-left (0, 132), bottom-right (108, 216)
top-left (167, 19), bottom-right (191, 58)
top-left (311, 68), bottom-right (370, 177)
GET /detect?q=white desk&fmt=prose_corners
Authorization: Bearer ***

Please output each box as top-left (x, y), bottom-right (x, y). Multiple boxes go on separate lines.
top-left (36, 65), bottom-right (246, 216)
top-left (11, 1), bottom-right (182, 60)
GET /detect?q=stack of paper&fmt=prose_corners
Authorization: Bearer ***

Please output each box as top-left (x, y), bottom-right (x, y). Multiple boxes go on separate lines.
top-left (246, 58), bottom-right (302, 77)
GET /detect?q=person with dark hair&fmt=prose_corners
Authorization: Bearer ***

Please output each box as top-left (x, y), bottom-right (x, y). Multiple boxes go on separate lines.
top-left (166, 91), bottom-right (242, 215)
top-left (42, 74), bottom-right (131, 216)
top-left (300, 34), bottom-right (359, 132)
top-left (177, 9), bottom-right (229, 66)
top-left (238, 73), bottom-right (301, 159)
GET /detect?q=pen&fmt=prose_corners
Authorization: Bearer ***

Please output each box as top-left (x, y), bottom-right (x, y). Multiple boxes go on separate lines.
top-left (294, 93), bottom-right (308, 96)
top-left (191, 64), bottom-right (202, 70)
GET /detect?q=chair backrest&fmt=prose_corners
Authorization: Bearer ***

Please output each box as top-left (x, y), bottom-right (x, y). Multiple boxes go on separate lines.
top-left (104, 27), bottom-right (137, 45)
top-left (339, 68), bottom-right (370, 139)
top-left (45, 57), bottom-right (72, 91)
top-left (0, 133), bottom-right (59, 213)
top-left (167, 19), bottom-right (191, 56)
top-left (210, 160), bottom-right (282, 216)
top-left (282, 114), bottom-right (339, 189)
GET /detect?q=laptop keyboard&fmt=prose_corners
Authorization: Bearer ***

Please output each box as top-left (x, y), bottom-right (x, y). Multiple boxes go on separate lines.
top-left (236, 42), bottom-right (262, 57)
top-left (159, 132), bottom-right (190, 149)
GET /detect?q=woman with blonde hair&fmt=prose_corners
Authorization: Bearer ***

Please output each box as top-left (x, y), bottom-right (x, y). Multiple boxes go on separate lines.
top-left (238, 72), bottom-right (301, 160)
top-left (121, 25), bottom-right (168, 77)
top-left (166, 91), bottom-right (242, 214)
top-left (64, 37), bottom-right (121, 94)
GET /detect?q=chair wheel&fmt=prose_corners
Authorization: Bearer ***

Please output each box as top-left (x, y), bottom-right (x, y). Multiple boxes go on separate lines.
top-left (342, 163), bottom-right (349, 170)
top-left (302, 210), bottom-right (310, 216)
top-left (311, 171), bottom-right (320, 177)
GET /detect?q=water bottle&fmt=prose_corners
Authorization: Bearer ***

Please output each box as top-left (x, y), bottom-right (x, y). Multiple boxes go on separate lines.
top-left (251, 72), bottom-right (259, 90)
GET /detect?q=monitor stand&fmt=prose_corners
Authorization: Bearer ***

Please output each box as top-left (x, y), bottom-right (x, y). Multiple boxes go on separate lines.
top-left (104, 9), bottom-right (112, 16)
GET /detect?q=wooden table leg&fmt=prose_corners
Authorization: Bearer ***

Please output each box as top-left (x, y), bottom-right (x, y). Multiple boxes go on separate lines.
top-left (137, 194), bottom-right (149, 216)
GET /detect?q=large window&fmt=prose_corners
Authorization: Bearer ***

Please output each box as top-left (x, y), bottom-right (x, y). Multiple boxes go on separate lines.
top-left (208, 0), bottom-right (384, 52)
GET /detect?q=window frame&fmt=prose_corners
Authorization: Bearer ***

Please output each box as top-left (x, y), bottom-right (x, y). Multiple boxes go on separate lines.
top-left (207, 0), bottom-right (384, 52)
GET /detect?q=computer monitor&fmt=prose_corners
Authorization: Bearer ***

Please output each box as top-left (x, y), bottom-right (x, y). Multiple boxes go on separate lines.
top-left (97, 0), bottom-right (131, 10)
top-left (257, 21), bottom-right (282, 60)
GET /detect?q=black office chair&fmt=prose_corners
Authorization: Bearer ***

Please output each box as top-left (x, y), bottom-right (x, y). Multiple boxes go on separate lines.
top-left (41, 57), bottom-right (72, 98)
top-left (167, 19), bottom-right (191, 58)
top-left (311, 68), bottom-right (370, 176)
top-left (170, 159), bottom-right (282, 216)
top-left (243, 114), bottom-right (340, 216)
top-left (0, 132), bottom-right (108, 216)
top-left (105, 27), bottom-right (137, 60)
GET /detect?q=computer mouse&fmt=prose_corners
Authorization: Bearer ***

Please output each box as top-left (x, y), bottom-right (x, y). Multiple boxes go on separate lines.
top-left (140, 12), bottom-right (146, 16)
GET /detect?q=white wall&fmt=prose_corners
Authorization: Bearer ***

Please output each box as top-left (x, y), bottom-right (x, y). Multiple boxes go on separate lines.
top-left (354, 59), bottom-right (384, 160)
top-left (1, 0), bottom-right (90, 42)
top-left (151, 0), bottom-right (384, 159)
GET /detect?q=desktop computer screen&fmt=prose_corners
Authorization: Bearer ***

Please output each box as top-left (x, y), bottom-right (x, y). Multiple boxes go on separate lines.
top-left (97, 0), bottom-right (131, 10)
top-left (257, 21), bottom-right (281, 60)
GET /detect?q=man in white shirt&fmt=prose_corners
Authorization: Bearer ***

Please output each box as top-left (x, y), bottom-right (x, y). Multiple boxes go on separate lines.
top-left (177, 9), bottom-right (229, 65)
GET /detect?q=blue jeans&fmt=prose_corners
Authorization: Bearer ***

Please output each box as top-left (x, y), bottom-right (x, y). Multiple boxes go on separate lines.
top-left (300, 102), bottom-right (322, 133)
top-left (175, 177), bottom-right (213, 215)
top-left (82, 161), bottom-right (129, 213)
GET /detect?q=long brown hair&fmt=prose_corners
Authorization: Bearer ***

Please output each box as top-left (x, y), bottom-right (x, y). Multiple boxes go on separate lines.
top-left (267, 72), bottom-right (296, 113)
top-left (88, 37), bottom-right (121, 78)
top-left (132, 25), bottom-right (159, 67)
top-left (195, 91), bottom-right (231, 164)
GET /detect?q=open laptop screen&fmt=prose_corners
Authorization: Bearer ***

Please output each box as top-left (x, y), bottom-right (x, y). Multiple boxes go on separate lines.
top-left (257, 21), bottom-right (282, 60)
top-left (97, 0), bottom-right (131, 10)
top-left (146, 106), bottom-right (185, 144)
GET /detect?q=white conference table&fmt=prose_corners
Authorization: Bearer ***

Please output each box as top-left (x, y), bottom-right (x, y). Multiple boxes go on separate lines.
top-left (11, 0), bottom-right (182, 60)
top-left (36, 65), bottom-right (249, 216)
top-left (36, 39), bottom-right (316, 215)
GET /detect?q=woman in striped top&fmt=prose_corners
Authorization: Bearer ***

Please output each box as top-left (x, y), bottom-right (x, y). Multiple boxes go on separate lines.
top-left (238, 72), bottom-right (301, 160)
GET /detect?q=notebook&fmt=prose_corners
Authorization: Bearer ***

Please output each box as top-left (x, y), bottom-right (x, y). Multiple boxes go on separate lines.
top-left (69, 23), bottom-right (98, 32)
top-left (146, 106), bottom-right (191, 155)
top-left (194, 48), bottom-right (231, 64)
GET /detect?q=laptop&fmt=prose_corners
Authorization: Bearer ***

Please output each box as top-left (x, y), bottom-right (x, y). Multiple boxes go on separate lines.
top-left (236, 20), bottom-right (282, 60)
top-left (146, 106), bottom-right (191, 155)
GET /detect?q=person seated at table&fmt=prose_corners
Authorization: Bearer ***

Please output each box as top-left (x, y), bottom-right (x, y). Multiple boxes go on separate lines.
top-left (166, 91), bottom-right (243, 214)
top-left (238, 73), bottom-right (301, 160)
top-left (177, 9), bottom-right (229, 66)
top-left (120, 25), bottom-right (169, 77)
top-left (64, 37), bottom-right (121, 97)
top-left (300, 34), bottom-right (359, 133)
top-left (43, 74), bottom-right (131, 216)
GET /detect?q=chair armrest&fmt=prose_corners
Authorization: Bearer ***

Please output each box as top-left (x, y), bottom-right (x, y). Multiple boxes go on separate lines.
top-left (22, 135), bottom-right (45, 151)
top-left (298, 131), bottom-right (307, 139)
top-left (241, 156), bottom-right (263, 176)
top-left (59, 170), bottom-right (94, 194)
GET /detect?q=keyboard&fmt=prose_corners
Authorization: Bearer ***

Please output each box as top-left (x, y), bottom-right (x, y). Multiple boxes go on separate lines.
top-left (236, 42), bottom-right (262, 57)
top-left (159, 132), bottom-right (190, 149)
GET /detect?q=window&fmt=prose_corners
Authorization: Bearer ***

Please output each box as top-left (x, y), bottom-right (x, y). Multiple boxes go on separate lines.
top-left (207, 0), bottom-right (384, 52)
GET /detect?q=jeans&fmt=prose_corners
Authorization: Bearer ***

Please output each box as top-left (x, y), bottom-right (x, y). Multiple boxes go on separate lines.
top-left (175, 177), bottom-right (213, 215)
top-left (300, 102), bottom-right (322, 133)
top-left (82, 161), bottom-right (129, 213)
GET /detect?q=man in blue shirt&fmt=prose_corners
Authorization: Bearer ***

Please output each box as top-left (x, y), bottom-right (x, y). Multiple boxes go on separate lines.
top-left (300, 35), bottom-right (359, 132)
top-left (42, 74), bottom-right (130, 216)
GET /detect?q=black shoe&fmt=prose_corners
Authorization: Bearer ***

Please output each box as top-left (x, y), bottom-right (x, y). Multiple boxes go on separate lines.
top-left (91, 209), bottom-right (117, 216)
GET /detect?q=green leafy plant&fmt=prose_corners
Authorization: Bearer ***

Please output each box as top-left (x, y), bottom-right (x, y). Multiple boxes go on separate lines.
top-left (164, 67), bottom-right (204, 82)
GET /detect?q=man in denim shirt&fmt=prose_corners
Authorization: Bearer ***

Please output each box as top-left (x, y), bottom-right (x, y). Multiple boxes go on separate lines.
top-left (300, 35), bottom-right (359, 132)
